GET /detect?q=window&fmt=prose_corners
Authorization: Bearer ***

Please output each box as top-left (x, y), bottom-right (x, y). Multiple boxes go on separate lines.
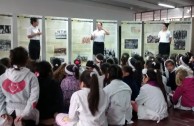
top-left (136, 13), bottom-right (141, 21)
top-left (154, 10), bottom-right (160, 20)
top-left (161, 10), bottom-right (167, 20)
top-left (142, 12), bottom-right (153, 21)
top-left (168, 8), bottom-right (183, 20)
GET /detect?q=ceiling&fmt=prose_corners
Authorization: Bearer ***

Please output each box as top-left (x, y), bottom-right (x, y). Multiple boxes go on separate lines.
top-left (82, 0), bottom-right (194, 12)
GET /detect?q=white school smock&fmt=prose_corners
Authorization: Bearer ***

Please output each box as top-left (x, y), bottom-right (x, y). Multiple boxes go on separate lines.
top-left (158, 30), bottom-right (172, 43)
top-left (98, 75), bottom-right (105, 89)
top-left (69, 88), bottom-right (108, 126)
top-left (104, 79), bottom-right (132, 125)
top-left (136, 84), bottom-right (168, 123)
top-left (92, 30), bottom-right (105, 42)
top-left (27, 26), bottom-right (40, 40)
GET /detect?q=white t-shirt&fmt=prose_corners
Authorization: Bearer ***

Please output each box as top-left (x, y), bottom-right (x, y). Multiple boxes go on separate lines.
top-left (92, 29), bottom-right (105, 42)
top-left (27, 26), bottom-right (40, 40)
top-left (158, 30), bottom-right (172, 43)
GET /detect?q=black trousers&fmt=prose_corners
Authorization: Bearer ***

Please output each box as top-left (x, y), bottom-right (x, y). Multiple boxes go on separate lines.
top-left (29, 40), bottom-right (40, 60)
top-left (159, 43), bottom-right (170, 56)
top-left (93, 41), bottom-right (104, 55)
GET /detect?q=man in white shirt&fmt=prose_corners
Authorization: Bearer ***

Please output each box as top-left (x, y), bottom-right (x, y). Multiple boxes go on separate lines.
top-left (91, 22), bottom-right (110, 56)
top-left (158, 23), bottom-right (172, 57)
top-left (27, 17), bottom-right (42, 61)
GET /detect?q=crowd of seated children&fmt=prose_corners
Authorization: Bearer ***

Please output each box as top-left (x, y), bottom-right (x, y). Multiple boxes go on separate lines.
top-left (1, 47), bottom-right (194, 126)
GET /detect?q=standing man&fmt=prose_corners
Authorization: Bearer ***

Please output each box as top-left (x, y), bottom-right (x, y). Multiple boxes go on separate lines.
top-left (91, 22), bottom-right (110, 56)
top-left (158, 23), bottom-right (172, 57)
top-left (27, 17), bottom-right (42, 61)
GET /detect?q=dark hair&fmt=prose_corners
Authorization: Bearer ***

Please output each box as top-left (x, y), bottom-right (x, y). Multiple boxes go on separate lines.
top-left (100, 63), bottom-right (110, 87)
top-left (86, 60), bottom-right (102, 75)
top-left (146, 69), bottom-right (168, 104)
top-left (163, 23), bottom-right (169, 28)
top-left (0, 58), bottom-right (11, 68)
top-left (96, 53), bottom-right (104, 66)
top-left (108, 65), bottom-right (123, 82)
top-left (0, 64), bottom-right (6, 76)
top-left (121, 53), bottom-right (129, 66)
top-left (106, 58), bottom-right (115, 65)
top-left (66, 65), bottom-right (79, 79)
top-left (113, 57), bottom-right (119, 65)
top-left (53, 63), bottom-right (67, 83)
top-left (80, 70), bottom-right (99, 116)
top-left (165, 59), bottom-right (175, 66)
top-left (52, 58), bottom-right (62, 72)
top-left (26, 59), bottom-right (37, 73)
top-left (122, 65), bottom-right (133, 75)
top-left (36, 61), bottom-right (52, 78)
top-left (30, 17), bottom-right (38, 25)
top-left (10, 47), bottom-right (28, 70)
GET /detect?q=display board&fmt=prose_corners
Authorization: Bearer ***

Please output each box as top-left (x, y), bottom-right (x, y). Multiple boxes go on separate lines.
top-left (45, 16), bottom-right (68, 63)
top-left (71, 18), bottom-right (93, 65)
top-left (143, 21), bottom-right (163, 57)
top-left (121, 21), bottom-right (142, 56)
top-left (17, 15), bottom-right (42, 59)
top-left (169, 21), bottom-right (192, 54)
top-left (96, 20), bottom-right (118, 58)
top-left (0, 14), bottom-right (13, 58)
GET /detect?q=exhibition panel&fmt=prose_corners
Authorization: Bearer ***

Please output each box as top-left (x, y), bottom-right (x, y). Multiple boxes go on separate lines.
top-left (45, 16), bottom-right (68, 63)
top-left (17, 15), bottom-right (42, 59)
top-left (96, 19), bottom-right (118, 58)
top-left (143, 21), bottom-right (163, 57)
top-left (121, 21), bottom-right (143, 56)
top-left (0, 14), bottom-right (13, 58)
top-left (71, 18), bottom-right (93, 65)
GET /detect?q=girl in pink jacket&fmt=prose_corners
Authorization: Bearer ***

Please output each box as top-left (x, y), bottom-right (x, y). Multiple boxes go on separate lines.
top-left (172, 68), bottom-right (194, 111)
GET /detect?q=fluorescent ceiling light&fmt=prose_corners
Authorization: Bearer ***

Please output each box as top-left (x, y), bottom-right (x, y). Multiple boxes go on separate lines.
top-left (158, 3), bottom-right (175, 8)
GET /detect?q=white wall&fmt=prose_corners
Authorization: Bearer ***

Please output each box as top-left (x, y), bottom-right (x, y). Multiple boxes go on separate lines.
top-left (0, 0), bottom-right (134, 20)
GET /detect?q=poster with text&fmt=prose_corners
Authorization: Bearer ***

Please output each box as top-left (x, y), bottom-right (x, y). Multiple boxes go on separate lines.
top-left (97, 20), bottom-right (118, 59)
top-left (71, 18), bottom-right (93, 66)
top-left (0, 14), bottom-right (13, 58)
top-left (144, 21), bottom-right (163, 57)
top-left (45, 16), bottom-right (68, 63)
top-left (17, 15), bottom-right (42, 59)
top-left (169, 21), bottom-right (192, 54)
top-left (121, 21), bottom-right (142, 57)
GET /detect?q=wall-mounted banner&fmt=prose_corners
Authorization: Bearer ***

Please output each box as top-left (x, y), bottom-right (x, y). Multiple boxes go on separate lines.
top-left (45, 16), bottom-right (68, 63)
top-left (121, 21), bottom-right (142, 56)
top-left (0, 14), bottom-right (13, 58)
top-left (71, 18), bottom-right (93, 65)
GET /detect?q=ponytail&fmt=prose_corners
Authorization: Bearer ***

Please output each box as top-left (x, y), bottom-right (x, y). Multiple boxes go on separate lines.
top-left (155, 69), bottom-right (168, 105)
top-left (73, 65), bottom-right (79, 79)
top-left (80, 71), bottom-right (99, 116)
top-left (88, 72), bottom-right (99, 116)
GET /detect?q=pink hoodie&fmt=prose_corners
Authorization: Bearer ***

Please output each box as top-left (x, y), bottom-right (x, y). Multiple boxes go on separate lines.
top-left (173, 77), bottom-right (194, 107)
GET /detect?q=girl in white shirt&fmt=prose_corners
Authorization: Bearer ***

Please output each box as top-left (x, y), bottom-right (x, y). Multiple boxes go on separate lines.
top-left (56, 70), bottom-right (108, 126)
top-left (158, 23), bottom-right (172, 57)
top-left (104, 65), bottom-right (132, 125)
top-left (132, 68), bottom-right (168, 123)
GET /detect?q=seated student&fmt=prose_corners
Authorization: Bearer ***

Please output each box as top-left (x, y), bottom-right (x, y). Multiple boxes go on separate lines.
top-left (122, 65), bottom-right (139, 101)
top-left (172, 68), bottom-right (194, 111)
top-left (0, 47), bottom-right (39, 126)
top-left (56, 70), bottom-right (108, 126)
top-left (98, 63), bottom-right (110, 88)
top-left (132, 68), bottom-right (168, 123)
top-left (106, 58), bottom-right (115, 65)
top-left (113, 57), bottom-right (119, 65)
top-left (120, 53), bottom-right (129, 67)
top-left (177, 56), bottom-right (193, 76)
top-left (36, 61), bottom-right (64, 125)
top-left (52, 58), bottom-right (62, 72)
top-left (53, 63), bottom-right (67, 83)
top-left (104, 65), bottom-right (132, 125)
top-left (61, 65), bottom-right (80, 113)
top-left (95, 53), bottom-right (104, 68)
top-left (86, 60), bottom-right (102, 76)
top-left (165, 59), bottom-right (177, 91)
